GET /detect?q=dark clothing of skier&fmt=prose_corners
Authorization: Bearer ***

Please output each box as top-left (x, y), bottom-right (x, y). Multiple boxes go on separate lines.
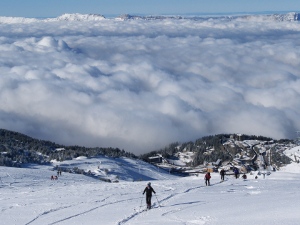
top-left (204, 172), bottom-right (211, 186)
top-left (220, 169), bottom-right (225, 181)
top-left (233, 168), bottom-right (239, 179)
top-left (143, 182), bottom-right (156, 209)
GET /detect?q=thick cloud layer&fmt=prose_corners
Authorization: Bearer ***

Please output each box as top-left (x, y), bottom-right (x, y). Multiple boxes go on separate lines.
top-left (0, 16), bottom-right (300, 154)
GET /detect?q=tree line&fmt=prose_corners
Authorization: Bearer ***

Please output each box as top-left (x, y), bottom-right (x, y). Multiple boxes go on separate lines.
top-left (0, 129), bottom-right (136, 167)
top-left (140, 134), bottom-right (292, 168)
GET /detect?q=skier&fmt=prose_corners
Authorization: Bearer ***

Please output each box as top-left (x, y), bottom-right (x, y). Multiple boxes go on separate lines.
top-left (204, 172), bottom-right (211, 186)
top-left (220, 169), bottom-right (225, 181)
top-left (143, 182), bottom-right (156, 209)
top-left (233, 167), bottom-right (239, 179)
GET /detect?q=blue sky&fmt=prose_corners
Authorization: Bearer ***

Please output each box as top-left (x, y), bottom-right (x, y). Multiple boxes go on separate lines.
top-left (0, 0), bottom-right (300, 17)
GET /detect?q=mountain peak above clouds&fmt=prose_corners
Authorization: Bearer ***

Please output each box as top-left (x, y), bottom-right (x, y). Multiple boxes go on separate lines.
top-left (0, 13), bottom-right (106, 24)
top-left (115, 14), bottom-right (184, 21)
top-left (236, 12), bottom-right (300, 22)
top-left (114, 12), bottom-right (300, 22)
top-left (53, 13), bottom-right (106, 21)
top-left (0, 12), bottom-right (299, 24)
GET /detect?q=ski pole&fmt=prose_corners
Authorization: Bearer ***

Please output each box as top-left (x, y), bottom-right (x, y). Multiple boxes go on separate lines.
top-left (155, 193), bottom-right (161, 207)
top-left (139, 197), bottom-right (143, 212)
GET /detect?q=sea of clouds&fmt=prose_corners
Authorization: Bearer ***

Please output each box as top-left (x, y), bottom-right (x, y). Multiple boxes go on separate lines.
top-left (0, 15), bottom-right (299, 154)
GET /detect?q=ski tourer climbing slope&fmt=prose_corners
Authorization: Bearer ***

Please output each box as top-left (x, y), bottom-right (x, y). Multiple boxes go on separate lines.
top-left (220, 169), bottom-right (225, 181)
top-left (143, 182), bottom-right (156, 209)
top-left (204, 172), bottom-right (211, 186)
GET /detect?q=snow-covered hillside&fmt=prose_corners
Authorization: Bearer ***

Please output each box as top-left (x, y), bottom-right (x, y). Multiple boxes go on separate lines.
top-left (1, 159), bottom-right (300, 225)
top-left (282, 146), bottom-right (300, 172)
top-left (51, 156), bottom-right (175, 182)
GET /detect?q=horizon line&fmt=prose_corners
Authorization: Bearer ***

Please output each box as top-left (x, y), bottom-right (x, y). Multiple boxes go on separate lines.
top-left (0, 10), bottom-right (299, 19)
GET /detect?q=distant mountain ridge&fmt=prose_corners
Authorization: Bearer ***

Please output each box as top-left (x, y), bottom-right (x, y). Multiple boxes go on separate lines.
top-left (116, 12), bottom-right (300, 22)
top-left (237, 12), bottom-right (299, 22)
top-left (0, 12), bottom-right (299, 24)
top-left (141, 134), bottom-right (296, 174)
top-left (52, 13), bottom-right (106, 21)
top-left (0, 128), bottom-right (135, 167)
top-left (1, 127), bottom-right (299, 182)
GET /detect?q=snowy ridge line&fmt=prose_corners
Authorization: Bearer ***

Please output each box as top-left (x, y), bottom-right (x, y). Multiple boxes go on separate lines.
top-left (53, 13), bottom-right (106, 21)
top-left (116, 12), bottom-right (300, 22)
top-left (0, 13), bottom-right (106, 24)
top-left (0, 12), bottom-right (299, 24)
top-left (235, 12), bottom-right (299, 22)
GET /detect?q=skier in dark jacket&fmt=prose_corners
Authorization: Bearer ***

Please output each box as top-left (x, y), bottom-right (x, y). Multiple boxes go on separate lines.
top-left (233, 167), bottom-right (239, 179)
top-left (220, 169), bottom-right (225, 181)
top-left (143, 182), bottom-right (156, 209)
top-left (204, 172), bottom-right (211, 186)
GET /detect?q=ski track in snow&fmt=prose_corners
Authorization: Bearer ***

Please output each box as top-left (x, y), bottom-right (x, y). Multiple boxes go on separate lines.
top-left (117, 179), bottom-right (224, 225)
top-left (25, 195), bottom-right (142, 225)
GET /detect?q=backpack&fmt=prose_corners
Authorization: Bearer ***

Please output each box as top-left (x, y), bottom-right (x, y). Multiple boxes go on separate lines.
top-left (205, 173), bottom-right (211, 179)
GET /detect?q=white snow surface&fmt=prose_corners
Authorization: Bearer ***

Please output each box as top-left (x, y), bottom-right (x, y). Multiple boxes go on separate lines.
top-left (1, 158), bottom-right (300, 225)
top-left (51, 156), bottom-right (175, 182)
top-left (282, 146), bottom-right (300, 173)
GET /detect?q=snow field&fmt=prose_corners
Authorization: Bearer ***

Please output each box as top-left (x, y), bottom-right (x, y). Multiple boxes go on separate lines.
top-left (1, 163), bottom-right (300, 225)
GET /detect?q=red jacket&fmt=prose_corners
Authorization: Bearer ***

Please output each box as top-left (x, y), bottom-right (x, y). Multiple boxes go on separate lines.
top-left (205, 173), bottom-right (211, 180)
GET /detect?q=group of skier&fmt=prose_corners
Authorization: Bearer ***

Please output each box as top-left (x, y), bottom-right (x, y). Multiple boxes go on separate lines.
top-left (204, 167), bottom-right (248, 186)
top-left (204, 169), bottom-right (224, 186)
top-left (142, 167), bottom-right (247, 209)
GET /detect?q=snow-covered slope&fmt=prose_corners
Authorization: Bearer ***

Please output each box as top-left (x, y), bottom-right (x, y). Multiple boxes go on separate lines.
top-left (282, 146), bottom-right (300, 173)
top-left (1, 163), bottom-right (300, 225)
top-left (51, 156), bottom-right (176, 182)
